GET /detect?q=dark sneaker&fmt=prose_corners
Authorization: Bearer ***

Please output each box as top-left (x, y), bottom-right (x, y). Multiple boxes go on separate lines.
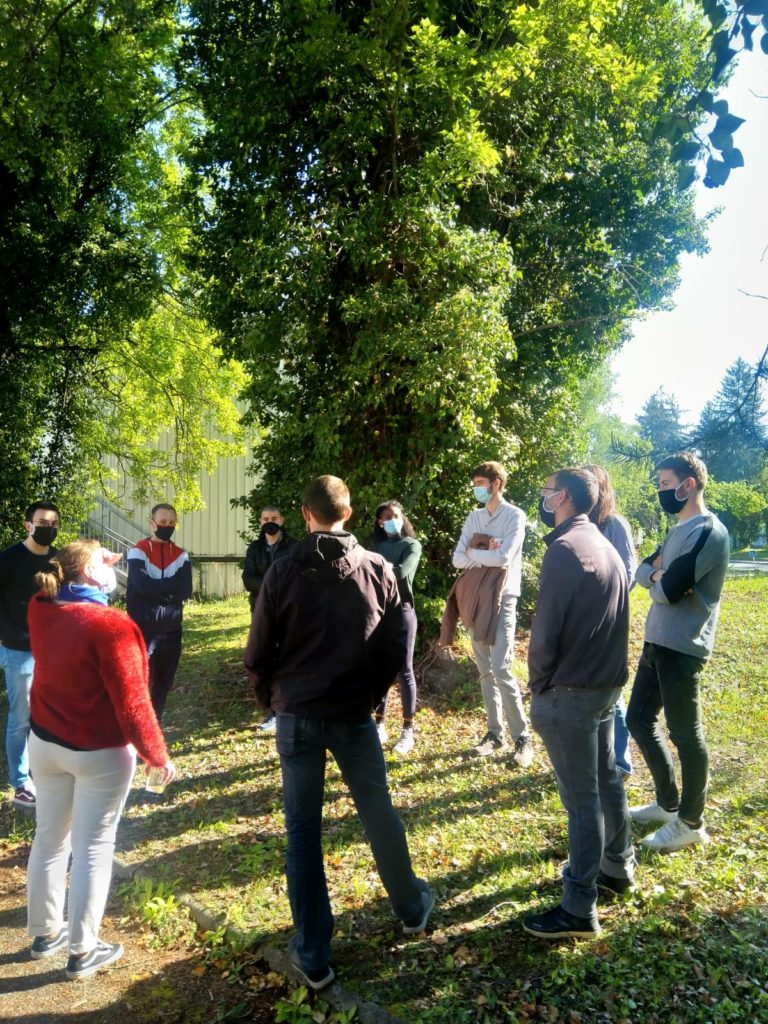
top-left (402, 882), bottom-right (435, 935)
top-left (596, 870), bottom-right (636, 898)
top-left (522, 904), bottom-right (600, 940)
top-left (66, 941), bottom-right (124, 980)
top-left (287, 949), bottom-right (335, 991)
top-left (472, 731), bottom-right (505, 757)
top-left (512, 734), bottom-right (534, 768)
top-left (12, 786), bottom-right (36, 809)
top-left (31, 926), bottom-right (68, 959)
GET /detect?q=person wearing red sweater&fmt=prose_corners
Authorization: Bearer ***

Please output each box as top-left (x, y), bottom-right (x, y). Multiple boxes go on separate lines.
top-left (26, 540), bottom-right (175, 981)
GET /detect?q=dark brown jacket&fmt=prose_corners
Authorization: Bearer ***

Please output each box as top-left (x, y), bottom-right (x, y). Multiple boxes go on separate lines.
top-left (440, 565), bottom-right (506, 646)
top-left (244, 531), bottom-right (406, 719)
top-left (528, 515), bottom-right (629, 694)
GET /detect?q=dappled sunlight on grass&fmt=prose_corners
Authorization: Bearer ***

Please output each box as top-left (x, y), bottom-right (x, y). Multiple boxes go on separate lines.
top-left (113, 580), bottom-right (768, 1022)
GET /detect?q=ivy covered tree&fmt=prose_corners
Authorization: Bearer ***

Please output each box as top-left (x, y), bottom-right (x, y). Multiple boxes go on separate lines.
top-left (182, 0), bottom-right (712, 592)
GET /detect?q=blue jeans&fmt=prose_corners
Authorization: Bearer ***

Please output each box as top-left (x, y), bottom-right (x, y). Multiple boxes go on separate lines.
top-left (0, 645), bottom-right (35, 790)
top-left (613, 695), bottom-right (633, 775)
top-left (531, 686), bottom-right (634, 921)
top-left (470, 595), bottom-right (528, 742)
top-left (276, 714), bottom-right (424, 971)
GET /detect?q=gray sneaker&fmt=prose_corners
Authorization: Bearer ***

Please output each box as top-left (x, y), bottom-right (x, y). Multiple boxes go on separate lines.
top-left (512, 735), bottom-right (534, 768)
top-left (393, 727), bottom-right (415, 755)
top-left (66, 941), bottom-right (124, 980)
top-left (472, 731), bottom-right (505, 757)
top-left (31, 926), bottom-right (68, 959)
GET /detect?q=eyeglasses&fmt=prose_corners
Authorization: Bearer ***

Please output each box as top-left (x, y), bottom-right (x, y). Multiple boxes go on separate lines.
top-left (539, 487), bottom-right (561, 496)
top-left (32, 520), bottom-right (59, 527)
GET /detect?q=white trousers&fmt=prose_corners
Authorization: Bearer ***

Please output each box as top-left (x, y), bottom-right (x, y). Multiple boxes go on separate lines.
top-left (27, 734), bottom-right (135, 954)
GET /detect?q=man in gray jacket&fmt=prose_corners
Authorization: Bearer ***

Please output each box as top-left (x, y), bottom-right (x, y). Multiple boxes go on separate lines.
top-left (523, 468), bottom-right (633, 940)
top-left (627, 452), bottom-right (729, 852)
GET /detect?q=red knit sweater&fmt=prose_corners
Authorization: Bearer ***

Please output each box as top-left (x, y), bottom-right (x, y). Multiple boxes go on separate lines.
top-left (28, 593), bottom-right (168, 767)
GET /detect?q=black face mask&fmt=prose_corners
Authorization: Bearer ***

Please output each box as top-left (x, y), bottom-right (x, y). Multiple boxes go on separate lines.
top-left (657, 486), bottom-right (687, 515)
top-left (154, 525), bottom-right (175, 542)
top-left (31, 525), bottom-right (58, 546)
top-left (262, 522), bottom-right (281, 537)
top-left (539, 496), bottom-right (557, 529)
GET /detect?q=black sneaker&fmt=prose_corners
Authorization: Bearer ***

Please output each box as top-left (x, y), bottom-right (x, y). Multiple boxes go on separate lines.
top-left (66, 941), bottom-right (124, 980)
top-left (522, 904), bottom-right (600, 940)
top-left (287, 948), bottom-right (335, 991)
top-left (596, 870), bottom-right (636, 898)
top-left (12, 785), bottom-right (36, 810)
top-left (31, 926), bottom-right (68, 959)
top-left (402, 881), bottom-right (436, 935)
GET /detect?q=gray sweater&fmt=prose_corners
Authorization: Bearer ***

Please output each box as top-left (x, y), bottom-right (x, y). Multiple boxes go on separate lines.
top-left (635, 510), bottom-right (729, 659)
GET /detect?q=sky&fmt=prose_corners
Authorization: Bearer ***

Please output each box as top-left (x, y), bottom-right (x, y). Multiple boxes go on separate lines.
top-left (609, 45), bottom-right (768, 430)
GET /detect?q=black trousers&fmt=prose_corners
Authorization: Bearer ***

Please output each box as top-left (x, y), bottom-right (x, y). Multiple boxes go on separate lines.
top-left (142, 630), bottom-right (183, 721)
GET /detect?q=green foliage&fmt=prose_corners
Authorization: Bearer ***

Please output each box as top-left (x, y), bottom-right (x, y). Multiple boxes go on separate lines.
top-left (183, 0), bottom-right (710, 598)
top-left (706, 478), bottom-right (767, 544)
top-left (0, 3), bottom-right (247, 545)
top-left (696, 357), bottom-right (768, 483)
top-left (118, 876), bottom-right (196, 948)
top-left (636, 388), bottom-right (687, 457)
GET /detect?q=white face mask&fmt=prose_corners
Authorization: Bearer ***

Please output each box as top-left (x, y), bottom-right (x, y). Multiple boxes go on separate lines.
top-left (88, 562), bottom-right (118, 595)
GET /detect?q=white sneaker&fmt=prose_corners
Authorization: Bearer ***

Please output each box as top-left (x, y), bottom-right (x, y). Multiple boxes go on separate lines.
top-left (376, 722), bottom-right (389, 745)
top-left (629, 801), bottom-right (677, 824)
top-left (641, 817), bottom-right (710, 852)
top-left (393, 727), bottom-right (415, 755)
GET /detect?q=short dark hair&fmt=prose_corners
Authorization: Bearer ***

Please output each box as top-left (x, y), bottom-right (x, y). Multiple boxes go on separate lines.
top-left (260, 505), bottom-right (282, 516)
top-left (303, 475), bottom-right (350, 525)
top-left (584, 464), bottom-right (616, 526)
top-left (151, 502), bottom-right (177, 517)
top-left (655, 452), bottom-right (708, 491)
top-left (25, 501), bottom-right (59, 522)
top-left (471, 461), bottom-right (508, 490)
top-left (553, 468), bottom-right (599, 517)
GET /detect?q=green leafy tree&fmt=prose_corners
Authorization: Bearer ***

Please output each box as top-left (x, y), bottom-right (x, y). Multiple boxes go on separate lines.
top-left (0, 4), bottom-right (247, 547)
top-left (696, 357), bottom-right (767, 482)
top-left (182, 0), bottom-right (712, 607)
top-left (706, 478), bottom-right (767, 546)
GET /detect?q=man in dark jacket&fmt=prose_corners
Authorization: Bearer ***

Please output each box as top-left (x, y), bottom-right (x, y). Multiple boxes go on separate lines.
top-left (523, 468), bottom-right (634, 940)
top-left (242, 506), bottom-right (296, 733)
top-left (244, 476), bottom-right (433, 991)
top-left (126, 503), bottom-right (192, 720)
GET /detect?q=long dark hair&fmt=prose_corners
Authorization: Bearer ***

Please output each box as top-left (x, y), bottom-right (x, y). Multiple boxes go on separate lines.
top-left (370, 500), bottom-right (417, 543)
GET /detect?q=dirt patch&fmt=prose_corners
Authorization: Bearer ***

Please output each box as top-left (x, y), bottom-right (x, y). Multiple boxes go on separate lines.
top-left (0, 840), bottom-right (278, 1024)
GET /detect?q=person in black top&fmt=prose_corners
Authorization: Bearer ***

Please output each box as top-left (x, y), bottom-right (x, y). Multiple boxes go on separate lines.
top-left (242, 505), bottom-right (296, 733)
top-left (244, 476), bottom-right (433, 991)
top-left (0, 501), bottom-right (59, 808)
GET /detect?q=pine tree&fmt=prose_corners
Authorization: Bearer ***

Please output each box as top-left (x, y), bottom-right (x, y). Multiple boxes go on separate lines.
top-left (697, 358), bottom-right (767, 482)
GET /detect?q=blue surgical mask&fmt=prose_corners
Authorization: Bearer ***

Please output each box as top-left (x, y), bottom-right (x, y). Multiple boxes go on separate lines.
top-left (382, 518), bottom-right (401, 536)
top-left (473, 485), bottom-right (491, 504)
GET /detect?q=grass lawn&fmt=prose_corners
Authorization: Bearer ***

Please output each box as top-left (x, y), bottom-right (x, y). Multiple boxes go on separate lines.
top-left (47, 581), bottom-right (768, 1020)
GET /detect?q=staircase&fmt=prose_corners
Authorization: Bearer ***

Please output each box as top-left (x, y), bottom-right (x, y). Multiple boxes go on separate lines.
top-left (81, 499), bottom-right (147, 593)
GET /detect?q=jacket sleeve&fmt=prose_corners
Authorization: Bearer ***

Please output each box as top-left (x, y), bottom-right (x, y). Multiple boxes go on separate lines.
top-left (96, 613), bottom-right (169, 767)
top-left (369, 569), bottom-right (407, 707)
top-left (242, 540), bottom-right (262, 594)
top-left (392, 538), bottom-right (422, 581)
top-left (657, 524), bottom-right (729, 605)
top-left (243, 566), bottom-right (278, 708)
top-left (527, 546), bottom-right (577, 692)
